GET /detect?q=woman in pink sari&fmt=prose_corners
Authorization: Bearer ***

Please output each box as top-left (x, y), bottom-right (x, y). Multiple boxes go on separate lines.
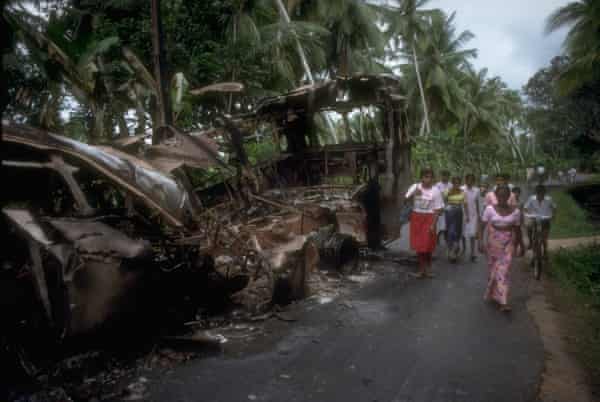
top-left (478, 185), bottom-right (524, 312)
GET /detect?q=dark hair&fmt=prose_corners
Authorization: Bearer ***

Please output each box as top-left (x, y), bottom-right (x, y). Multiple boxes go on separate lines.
top-left (420, 168), bottom-right (434, 178)
top-left (535, 184), bottom-right (546, 193)
top-left (512, 186), bottom-right (521, 193)
top-left (465, 173), bottom-right (475, 180)
top-left (495, 185), bottom-right (511, 197)
top-left (451, 176), bottom-right (462, 183)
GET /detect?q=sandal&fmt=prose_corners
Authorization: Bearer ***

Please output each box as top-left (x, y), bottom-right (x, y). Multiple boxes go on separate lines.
top-left (425, 272), bottom-right (435, 278)
top-left (410, 272), bottom-right (426, 279)
top-left (499, 304), bottom-right (512, 312)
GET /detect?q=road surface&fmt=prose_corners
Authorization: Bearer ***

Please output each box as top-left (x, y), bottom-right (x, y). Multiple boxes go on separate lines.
top-left (150, 242), bottom-right (544, 402)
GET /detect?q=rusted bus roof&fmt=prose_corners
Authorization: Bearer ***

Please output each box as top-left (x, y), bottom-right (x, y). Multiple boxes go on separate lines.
top-left (303, 143), bottom-right (386, 154)
top-left (110, 127), bottom-right (223, 172)
top-left (145, 127), bottom-right (224, 172)
top-left (253, 74), bottom-right (405, 117)
top-left (3, 123), bottom-right (195, 229)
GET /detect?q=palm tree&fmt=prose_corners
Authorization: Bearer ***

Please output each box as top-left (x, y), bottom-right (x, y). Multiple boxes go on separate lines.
top-left (5, 7), bottom-right (125, 142)
top-left (382, 0), bottom-right (437, 135)
top-left (289, 0), bottom-right (385, 143)
top-left (546, 0), bottom-right (600, 93)
top-left (308, 0), bottom-right (385, 77)
top-left (396, 10), bottom-right (476, 135)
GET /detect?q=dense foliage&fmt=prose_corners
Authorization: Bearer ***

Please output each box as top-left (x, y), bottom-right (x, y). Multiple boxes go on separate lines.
top-left (519, 0), bottom-right (600, 173)
top-left (5, 0), bottom-right (598, 178)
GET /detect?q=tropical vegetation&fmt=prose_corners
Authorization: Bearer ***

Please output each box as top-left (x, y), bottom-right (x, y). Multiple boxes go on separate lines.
top-left (1, 0), bottom-right (598, 184)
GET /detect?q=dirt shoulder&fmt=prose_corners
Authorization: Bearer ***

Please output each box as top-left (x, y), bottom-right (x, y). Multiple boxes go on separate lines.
top-left (527, 237), bottom-right (599, 402)
top-left (548, 236), bottom-right (600, 251)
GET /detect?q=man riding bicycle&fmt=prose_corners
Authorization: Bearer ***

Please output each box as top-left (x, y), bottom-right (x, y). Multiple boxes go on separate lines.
top-left (524, 185), bottom-right (557, 258)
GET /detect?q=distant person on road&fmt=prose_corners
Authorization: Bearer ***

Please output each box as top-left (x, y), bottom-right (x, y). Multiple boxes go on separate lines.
top-left (445, 177), bottom-right (468, 262)
top-left (568, 167), bottom-right (577, 184)
top-left (535, 165), bottom-right (547, 185)
top-left (478, 185), bottom-right (525, 312)
top-left (511, 186), bottom-right (522, 206)
top-left (406, 168), bottom-right (444, 278)
top-left (485, 173), bottom-right (517, 207)
top-left (557, 170), bottom-right (564, 183)
top-left (526, 167), bottom-right (535, 184)
top-left (524, 185), bottom-right (556, 257)
top-left (462, 174), bottom-right (480, 262)
top-left (435, 170), bottom-right (453, 243)
top-left (479, 182), bottom-right (490, 216)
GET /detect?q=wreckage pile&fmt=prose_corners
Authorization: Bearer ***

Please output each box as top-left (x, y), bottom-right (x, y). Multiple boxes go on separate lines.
top-left (2, 74), bottom-right (414, 395)
top-left (1, 124), bottom-right (369, 366)
top-left (195, 185), bottom-right (365, 312)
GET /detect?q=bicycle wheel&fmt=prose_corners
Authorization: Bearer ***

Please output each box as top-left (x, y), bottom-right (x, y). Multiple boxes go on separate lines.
top-left (533, 236), bottom-right (543, 280)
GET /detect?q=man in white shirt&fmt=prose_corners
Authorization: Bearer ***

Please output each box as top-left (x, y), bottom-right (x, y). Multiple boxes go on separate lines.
top-left (435, 170), bottom-right (452, 242)
top-left (461, 174), bottom-right (480, 261)
top-left (524, 185), bottom-right (557, 257)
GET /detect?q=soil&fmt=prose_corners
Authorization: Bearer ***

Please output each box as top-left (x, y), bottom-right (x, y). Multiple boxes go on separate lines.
top-left (527, 237), bottom-right (599, 402)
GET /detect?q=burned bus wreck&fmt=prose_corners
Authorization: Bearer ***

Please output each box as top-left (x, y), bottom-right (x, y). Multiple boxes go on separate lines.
top-left (1, 75), bottom-right (411, 357)
top-left (1, 124), bottom-right (217, 342)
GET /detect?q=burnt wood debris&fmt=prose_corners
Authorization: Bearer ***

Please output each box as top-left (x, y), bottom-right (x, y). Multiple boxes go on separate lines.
top-left (1, 74), bottom-right (413, 379)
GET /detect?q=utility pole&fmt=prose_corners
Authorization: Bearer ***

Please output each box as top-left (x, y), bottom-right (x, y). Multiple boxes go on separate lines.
top-left (151, 0), bottom-right (172, 136)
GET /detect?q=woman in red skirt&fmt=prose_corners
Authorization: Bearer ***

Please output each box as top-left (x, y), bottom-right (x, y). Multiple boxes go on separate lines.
top-left (405, 168), bottom-right (444, 278)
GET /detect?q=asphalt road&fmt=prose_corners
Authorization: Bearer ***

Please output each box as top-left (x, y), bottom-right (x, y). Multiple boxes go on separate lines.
top-left (150, 242), bottom-right (544, 402)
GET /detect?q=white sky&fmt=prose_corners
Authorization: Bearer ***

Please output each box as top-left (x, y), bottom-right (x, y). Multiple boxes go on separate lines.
top-left (428, 0), bottom-right (570, 91)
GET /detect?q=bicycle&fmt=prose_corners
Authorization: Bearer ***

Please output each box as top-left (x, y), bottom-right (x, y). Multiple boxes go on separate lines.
top-left (525, 213), bottom-right (551, 280)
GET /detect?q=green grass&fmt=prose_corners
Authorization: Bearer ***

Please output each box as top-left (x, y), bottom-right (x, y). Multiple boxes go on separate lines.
top-left (586, 174), bottom-right (600, 184)
top-left (551, 245), bottom-right (600, 303)
top-left (549, 245), bottom-right (600, 391)
top-left (549, 189), bottom-right (600, 239)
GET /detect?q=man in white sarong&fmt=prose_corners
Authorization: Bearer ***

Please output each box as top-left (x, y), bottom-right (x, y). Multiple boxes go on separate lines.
top-left (435, 170), bottom-right (453, 242)
top-left (461, 173), bottom-right (480, 261)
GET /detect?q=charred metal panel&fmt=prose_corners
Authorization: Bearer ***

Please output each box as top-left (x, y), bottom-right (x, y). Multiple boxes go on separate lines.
top-left (3, 124), bottom-right (193, 228)
top-left (48, 219), bottom-right (152, 260)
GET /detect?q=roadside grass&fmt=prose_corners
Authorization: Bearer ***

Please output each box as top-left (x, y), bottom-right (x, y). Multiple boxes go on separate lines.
top-left (586, 174), bottom-right (600, 184)
top-left (549, 189), bottom-right (600, 239)
top-left (549, 245), bottom-right (600, 394)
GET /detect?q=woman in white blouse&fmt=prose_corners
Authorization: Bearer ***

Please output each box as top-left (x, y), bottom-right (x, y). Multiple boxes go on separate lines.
top-left (405, 168), bottom-right (444, 278)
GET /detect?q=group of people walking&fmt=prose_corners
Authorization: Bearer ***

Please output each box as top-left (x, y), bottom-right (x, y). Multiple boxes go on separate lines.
top-left (405, 169), bottom-right (557, 312)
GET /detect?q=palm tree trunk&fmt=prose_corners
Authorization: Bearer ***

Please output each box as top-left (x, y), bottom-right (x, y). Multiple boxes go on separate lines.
top-left (412, 41), bottom-right (430, 136)
top-left (418, 114), bottom-right (427, 137)
top-left (228, 11), bottom-right (239, 114)
top-left (274, 0), bottom-right (314, 83)
top-left (151, 0), bottom-right (172, 132)
top-left (275, 0), bottom-right (338, 144)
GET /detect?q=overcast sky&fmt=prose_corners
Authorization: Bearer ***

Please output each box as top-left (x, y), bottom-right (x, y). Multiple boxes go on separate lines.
top-left (428, 0), bottom-right (570, 91)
